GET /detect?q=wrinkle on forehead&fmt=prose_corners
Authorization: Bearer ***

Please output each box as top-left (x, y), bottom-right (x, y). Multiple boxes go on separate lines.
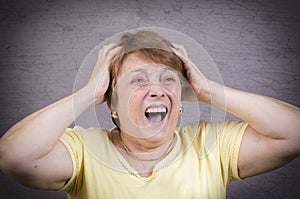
top-left (117, 53), bottom-right (178, 81)
top-left (128, 65), bottom-right (177, 75)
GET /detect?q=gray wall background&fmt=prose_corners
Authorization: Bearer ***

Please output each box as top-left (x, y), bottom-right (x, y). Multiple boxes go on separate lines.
top-left (0, 0), bottom-right (299, 198)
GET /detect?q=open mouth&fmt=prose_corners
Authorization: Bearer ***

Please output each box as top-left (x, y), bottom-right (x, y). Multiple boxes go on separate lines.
top-left (145, 106), bottom-right (168, 123)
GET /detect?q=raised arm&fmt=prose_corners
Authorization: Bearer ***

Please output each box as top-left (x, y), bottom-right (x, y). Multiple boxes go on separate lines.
top-left (0, 44), bottom-right (121, 190)
top-left (172, 45), bottom-right (300, 179)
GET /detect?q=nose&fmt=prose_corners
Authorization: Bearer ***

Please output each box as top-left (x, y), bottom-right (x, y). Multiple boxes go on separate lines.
top-left (147, 84), bottom-right (165, 99)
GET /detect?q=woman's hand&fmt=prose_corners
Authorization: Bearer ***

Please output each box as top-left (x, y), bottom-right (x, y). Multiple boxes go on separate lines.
top-left (171, 44), bottom-right (212, 103)
top-left (87, 43), bottom-right (122, 104)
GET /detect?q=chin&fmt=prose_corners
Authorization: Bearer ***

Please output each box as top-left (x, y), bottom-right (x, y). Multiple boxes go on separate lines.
top-left (143, 122), bottom-right (176, 143)
top-left (144, 130), bottom-right (169, 143)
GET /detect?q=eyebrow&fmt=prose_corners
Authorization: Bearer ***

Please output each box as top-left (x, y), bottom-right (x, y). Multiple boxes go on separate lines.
top-left (160, 67), bottom-right (177, 73)
top-left (129, 68), bottom-right (147, 74)
top-left (129, 65), bottom-right (176, 74)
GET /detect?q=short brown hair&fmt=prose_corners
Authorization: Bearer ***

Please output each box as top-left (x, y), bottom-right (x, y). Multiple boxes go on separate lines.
top-left (105, 31), bottom-right (185, 103)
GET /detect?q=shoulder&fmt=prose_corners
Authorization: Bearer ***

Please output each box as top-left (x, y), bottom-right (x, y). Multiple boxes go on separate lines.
top-left (176, 121), bottom-right (206, 137)
top-left (177, 120), bottom-right (247, 152)
top-left (178, 120), bottom-right (247, 134)
top-left (59, 126), bottom-right (115, 157)
top-left (61, 126), bottom-right (112, 142)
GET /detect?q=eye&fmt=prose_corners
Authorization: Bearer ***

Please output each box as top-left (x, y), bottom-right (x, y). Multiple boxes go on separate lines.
top-left (131, 77), bottom-right (147, 85)
top-left (162, 76), bottom-right (176, 84)
top-left (166, 77), bottom-right (175, 82)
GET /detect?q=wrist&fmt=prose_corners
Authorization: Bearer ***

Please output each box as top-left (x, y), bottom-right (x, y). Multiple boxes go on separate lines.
top-left (77, 84), bottom-right (103, 106)
top-left (197, 81), bottom-right (225, 106)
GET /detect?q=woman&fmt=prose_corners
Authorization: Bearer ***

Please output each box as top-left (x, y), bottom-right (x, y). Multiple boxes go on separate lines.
top-left (0, 31), bottom-right (299, 198)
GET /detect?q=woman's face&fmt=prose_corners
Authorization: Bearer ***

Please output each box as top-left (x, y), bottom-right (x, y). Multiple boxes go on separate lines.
top-left (112, 53), bottom-right (182, 142)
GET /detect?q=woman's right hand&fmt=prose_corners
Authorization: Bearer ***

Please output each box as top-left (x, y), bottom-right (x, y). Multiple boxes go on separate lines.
top-left (87, 43), bottom-right (122, 104)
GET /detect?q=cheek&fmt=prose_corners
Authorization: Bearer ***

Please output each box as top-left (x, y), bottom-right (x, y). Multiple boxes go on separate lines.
top-left (167, 84), bottom-right (182, 102)
top-left (116, 89), bottom-right (149, 135)
top-left (175, 87), bottom-right (182, 101)
top-left (127, 89), bottom-right (146, 119)
top-left (115, 87), bottom-right (145, 122)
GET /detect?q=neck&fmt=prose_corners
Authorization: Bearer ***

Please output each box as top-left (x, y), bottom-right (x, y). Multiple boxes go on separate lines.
top-left (118, 130), bottom-right (176, 161)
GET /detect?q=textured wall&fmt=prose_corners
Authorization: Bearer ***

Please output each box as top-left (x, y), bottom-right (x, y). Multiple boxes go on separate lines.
top-left (0, 0), bottom-right (299, 198)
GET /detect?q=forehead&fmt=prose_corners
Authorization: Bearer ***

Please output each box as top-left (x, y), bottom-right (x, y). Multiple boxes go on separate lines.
top-left (119, 53), bottom-right (157, 76)
top-left (119, 53), bottom-right (179, 78)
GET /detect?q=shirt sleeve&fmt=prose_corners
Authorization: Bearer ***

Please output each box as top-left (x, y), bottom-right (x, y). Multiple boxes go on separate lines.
top-left (217, 121), bottom-right (248, 181)
top-left (59, 126), bottom-right (84, 193)
top-left (203, 121), bottom-right (248, 183)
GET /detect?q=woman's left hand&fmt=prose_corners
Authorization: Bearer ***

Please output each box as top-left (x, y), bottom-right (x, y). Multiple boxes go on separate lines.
top-left (171, 44), bottom-right (212, 103)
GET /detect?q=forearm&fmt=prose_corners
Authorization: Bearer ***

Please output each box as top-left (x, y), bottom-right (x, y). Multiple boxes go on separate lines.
top-left (206, 81), bottom-right (300, 140)
top-left (0, 85), bottom-right (95, 164)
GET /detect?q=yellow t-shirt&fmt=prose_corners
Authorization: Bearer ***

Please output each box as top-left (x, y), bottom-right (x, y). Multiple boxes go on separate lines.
top-left (59, 121), bottom-right (247, 199)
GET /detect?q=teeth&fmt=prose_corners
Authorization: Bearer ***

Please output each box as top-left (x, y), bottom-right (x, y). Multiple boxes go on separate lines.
top-left (145, 107), bottom-right (167, 113)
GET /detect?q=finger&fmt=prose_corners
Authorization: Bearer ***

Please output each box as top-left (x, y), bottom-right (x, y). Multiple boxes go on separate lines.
top-left (106, 46), bottom-right (122, 59)
top-left (171, 47), bottom-right (193, 68)
top-left (172, 47), bottom-right (204, 81)
top-left (102, 42), bottom-right (120, 50)
top-left (90, 45), bottom-right (121, 83)
top-left (171, 47), bottom-right (189, 61)
top-left (98, 43), bottom-right (121, 58)
top-left (96, 45), bottom-right (122, 68)
top-left (172, 43), bottom-right (188, 57)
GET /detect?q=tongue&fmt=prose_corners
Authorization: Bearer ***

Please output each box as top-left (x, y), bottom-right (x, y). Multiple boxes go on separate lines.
top-left (147, 113), bottom-right (162, 123)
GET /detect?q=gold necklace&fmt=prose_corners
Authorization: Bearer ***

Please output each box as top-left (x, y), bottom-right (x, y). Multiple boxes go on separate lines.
top-left (118, 133), bottom-right (176, 162)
